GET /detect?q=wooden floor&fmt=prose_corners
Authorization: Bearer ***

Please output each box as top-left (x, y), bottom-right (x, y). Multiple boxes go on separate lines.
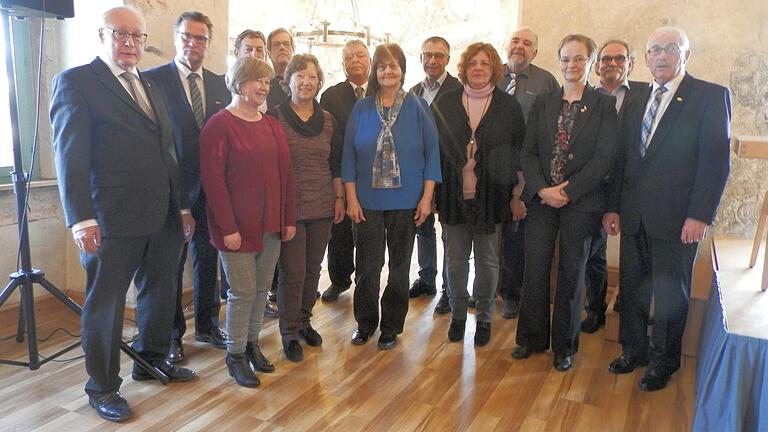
top-left (0, 286), bottom-right (697, 432)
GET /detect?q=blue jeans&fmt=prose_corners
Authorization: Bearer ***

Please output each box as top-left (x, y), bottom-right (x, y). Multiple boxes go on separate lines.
top-left (444, 223), bottom-right (502, 323)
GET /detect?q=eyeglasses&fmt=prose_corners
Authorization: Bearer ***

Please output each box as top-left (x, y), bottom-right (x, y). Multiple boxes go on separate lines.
top-left (599, 54), bottom-right (628, 64)
top-left (422, 52), bottom-right (447, 61)
top-left (178, 31), bottom-right (210, 44)
top-left (270, 40), bottom-right (292, 49)
top-left (647, 44), bottom-right (681, 57)
top-left (102, 28), bottom-right (147, 44)
top-left (559, 56), bottom-right (588, 65)
top-left (377, 62), bottom-right (401, 72)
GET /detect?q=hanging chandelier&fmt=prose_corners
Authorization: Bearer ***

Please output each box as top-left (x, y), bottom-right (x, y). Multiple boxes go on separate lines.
top-left (290, 0), bottom-right (390, 48)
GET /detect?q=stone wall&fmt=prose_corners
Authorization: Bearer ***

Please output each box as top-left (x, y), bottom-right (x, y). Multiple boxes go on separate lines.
top-left (520, 0), bottom-right (768, 239)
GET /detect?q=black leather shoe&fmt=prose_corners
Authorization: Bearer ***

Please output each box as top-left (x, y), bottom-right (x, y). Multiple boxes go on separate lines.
top-left (639, 368), bottom-right (671, 392)
top-left (268, 289), bottom-right (277, 303)
top-left (468, 295), bottom-right (476, 308)
top-left (321, 284), bottom-right (350, 302)
top-left (448, 319), bottom-right (466, 342)
top-left (226, 353), bottom-right (260, 388)
top-left (351, 329), bottom-right (372, 345)
top-left (580, 313), bottom-right (606, 334)
top-left (88, 392), bottom-right (134, 423)
top-left (167, 338), bottom-right (184, 363)
top-left (554, 355), bottom-right (573, 371)
top-left (511, 345), bottom-right (545, 360)
top-left (246, 342), bottom-right (274, 373)
top-left (195, 327), bottom-right (227, 349)
top-left (474, 322), bottom-right (491, 346)
top-left (501, 299), bottom-right (519, 319)
top-left (132, 360), bottom-right (196, 382)
top-left (284, 340), bottom-right (304, 362)
top-left (377, 333), bottom-right (397, 350)
top-left (299, 326), bottom-right (323, 346)
top-left (608, 353), bottom-right (649, 374)
top-left (434, 291), bottom-right (451, 314)
top-left (264, 301), bottom-right (279, 319)
top-left (408, 279), bottom-right (437, 298)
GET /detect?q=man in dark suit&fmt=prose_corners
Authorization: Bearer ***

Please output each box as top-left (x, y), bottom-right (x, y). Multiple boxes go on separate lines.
top-left (495, 28), bottom-right (560, 319)
top-left (319, 39), bottom-right (370, 302)
top-left (144, 11), bottom-right (231, 363)
top-left (266, 27), bottom-right (295, 110)
top-left (604, 27), bottom-right (731, 392)
top-left (50, 7), bottom-right (196, 422)
top-left (407, 36), bottom-right (462, 314)
top-left (581, 39), bottom-right (647, 334)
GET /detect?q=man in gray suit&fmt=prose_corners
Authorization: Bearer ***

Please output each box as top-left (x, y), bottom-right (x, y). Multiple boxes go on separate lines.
top-left (50, 6), bottom-right (196, 422)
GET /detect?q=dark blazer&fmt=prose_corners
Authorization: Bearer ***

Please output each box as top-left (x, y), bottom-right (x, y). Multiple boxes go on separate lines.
top-left (320, 80), bottom-right (359, 137)
top-left (609, 73), bottom-right (731, 240)
top-left (144, 62), bottom-right (231, 206)
top-left (50, 57), bottom-right (184, 237)
top-left (433, 87), bottom-right (526, 233)
top-left (521, 85), bottom-right (618, 212)
top-left (408, 72), bottom-right (463, 103)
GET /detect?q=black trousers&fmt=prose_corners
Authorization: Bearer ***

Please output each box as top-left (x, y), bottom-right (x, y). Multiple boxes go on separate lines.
top-left (500, 219), bottom-right (525, 302)
top-left (81, 212), bottom-right (183, 396)
top-left (352, 209), bottom-right (416, 335)
top-left (584, 227), bottom-right (608, 316)
top-left (328, 214), bottom-right (356, 287)
top-left (516, 201), bottom-right (601, 356)
top-left (618, 225), bottom-right (697, 375)
top-left (173, 193), bottom-right (220, 339)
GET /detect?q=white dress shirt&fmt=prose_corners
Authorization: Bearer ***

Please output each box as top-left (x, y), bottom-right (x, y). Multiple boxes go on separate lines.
top-left (175, 58), bottom-right (206, 114)
top-left (644, 71), bottom-right (685, 147)
top-left (420, 71), bottom-right (447, 105)
top-left (595, 79), bottom-right (632, 113)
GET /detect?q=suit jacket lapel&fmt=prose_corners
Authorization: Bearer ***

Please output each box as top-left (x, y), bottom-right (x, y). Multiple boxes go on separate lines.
top-left (569, 86), bottom-right (596, 144)
top-left (167, 61), bottom-right (201, 130)
top-left (645, 74), bottom-right (693, 159)
top-left (91, 57), bottom-right (148, 120)
top-left (545, 88), bottom-right (563, 142)
top-left (203, 68), bottom-right (226, 123)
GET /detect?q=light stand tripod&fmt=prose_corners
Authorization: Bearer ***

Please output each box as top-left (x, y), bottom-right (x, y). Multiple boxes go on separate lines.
top-left (0, 6), bottom-right (168, 383)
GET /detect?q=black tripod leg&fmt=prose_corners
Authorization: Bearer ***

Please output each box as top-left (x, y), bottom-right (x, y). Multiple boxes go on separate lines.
top-left (16, 301), bottom-right (25, 342)
top-left (37, 277), bottom-right (83, 316)
top-left (0, 277), bottom-right (20, 306)
top-left (120, 342), bottom-right (170, 384)
top-left (20, 278), bottom-right (39, 369)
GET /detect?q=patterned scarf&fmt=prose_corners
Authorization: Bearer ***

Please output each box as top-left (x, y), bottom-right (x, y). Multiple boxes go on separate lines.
top-left (371, 88), bottom-right (406, 189)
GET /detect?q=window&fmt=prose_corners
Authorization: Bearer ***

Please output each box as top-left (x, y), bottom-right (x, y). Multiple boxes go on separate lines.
top-left (0, 16), bottom-right (34, 184)
top-left (0, 18), bottom-right (13, 170)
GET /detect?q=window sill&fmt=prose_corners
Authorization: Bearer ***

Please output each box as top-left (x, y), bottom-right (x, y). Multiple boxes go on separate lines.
top-left (0, 179), bottom-right (58, 192)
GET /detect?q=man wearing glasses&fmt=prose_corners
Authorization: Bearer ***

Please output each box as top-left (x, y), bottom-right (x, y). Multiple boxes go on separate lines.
top-left (604, 27), bottom-right (731, 392)
top-left (266, 27), bottom-right (295, 110)
top-left (495, 27), bottom-right (559, 320)
top-left (407, 36), bottom-right (461, 314)
top-left (580, 39), bottom-right (647, 334)
top-left (50, 6), bottom-right (196, 422)
top-left (144, 11), bottom-right (231, 364)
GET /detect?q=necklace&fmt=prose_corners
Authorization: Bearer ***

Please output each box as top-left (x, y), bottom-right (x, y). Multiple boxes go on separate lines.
top-left (463, 92), bottom-right (491, 159)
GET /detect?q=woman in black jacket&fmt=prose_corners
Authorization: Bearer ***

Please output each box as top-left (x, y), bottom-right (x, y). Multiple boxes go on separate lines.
top-left (511, 34), bottom-right (617, 371)
top-left (432, 42), bottom-right (526, 346)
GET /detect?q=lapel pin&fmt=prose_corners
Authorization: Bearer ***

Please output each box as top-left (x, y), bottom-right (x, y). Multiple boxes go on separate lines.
top-left (676, 96), bottom-right (683, 102)
top-left (580, 106), bottom-right (588, 113)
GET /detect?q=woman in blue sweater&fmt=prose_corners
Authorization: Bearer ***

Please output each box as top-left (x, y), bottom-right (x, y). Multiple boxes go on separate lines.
top-left (341, 43), bottom-right (441, 350)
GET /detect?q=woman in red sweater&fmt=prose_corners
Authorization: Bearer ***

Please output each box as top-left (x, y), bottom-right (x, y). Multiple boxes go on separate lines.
top-left (200, 57), bottom-right (296, 388)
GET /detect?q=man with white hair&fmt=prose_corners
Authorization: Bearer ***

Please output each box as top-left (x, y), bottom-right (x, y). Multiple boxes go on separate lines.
top-left (50, 6), bottom-right (196, 422)
top-left (604, 27), bottom-right (731, 392)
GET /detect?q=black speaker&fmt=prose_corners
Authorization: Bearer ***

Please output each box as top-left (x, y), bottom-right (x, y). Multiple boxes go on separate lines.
top-left (0, 0), bottom-right (74, 19)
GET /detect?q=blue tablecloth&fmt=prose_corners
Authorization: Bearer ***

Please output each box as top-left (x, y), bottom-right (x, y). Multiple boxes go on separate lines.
top-left (694, 277), bottom-right (768, 431)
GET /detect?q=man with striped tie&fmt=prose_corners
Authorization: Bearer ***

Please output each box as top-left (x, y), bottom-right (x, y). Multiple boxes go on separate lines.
top-left (495, 28), bottom-right (559, 320)
top-left (604, 27), bottom-right (731, 392)
top-left (145, 11), bottom-right (232, 363)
